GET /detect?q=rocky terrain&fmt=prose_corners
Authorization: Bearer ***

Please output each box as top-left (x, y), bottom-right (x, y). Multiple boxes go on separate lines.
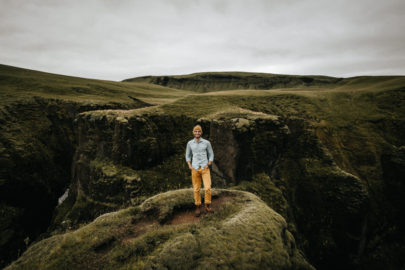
top-left (6, 189), bottom-right (314, 270)
top-left (1, 64), bottom-right (404, 269)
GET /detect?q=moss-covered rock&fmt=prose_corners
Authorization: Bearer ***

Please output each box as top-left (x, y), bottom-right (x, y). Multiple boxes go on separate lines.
top-left (231, 173), bottom-right (288, 218)
top-left (0, 97), bottom-right (150, 267)
top-left (5, 189), bottom-right (314, 270)
top-left (277, 118), bottom-right (369, 269)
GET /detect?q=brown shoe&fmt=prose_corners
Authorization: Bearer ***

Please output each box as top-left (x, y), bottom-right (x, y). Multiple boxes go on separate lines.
top-left (205, 203), bottom-right (213, 213)
top-left (194, 205), bottom-right (201, 217)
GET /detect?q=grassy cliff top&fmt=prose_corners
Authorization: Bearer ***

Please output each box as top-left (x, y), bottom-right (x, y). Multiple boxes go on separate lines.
top-left (123, 70), bottom-right (405, 93)
top-left (2, 63), bottom-right (405, 132)
top-left (2, 63), bottom-right (405, 154)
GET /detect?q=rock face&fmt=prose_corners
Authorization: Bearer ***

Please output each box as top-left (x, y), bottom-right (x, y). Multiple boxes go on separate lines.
top-left (52, 109), bottom-right (369, 269)
top-left (56, 110), bottom-right (291, 227)
top-left (203, 114), bottom-right (289, 184)
top-left (0, 98), bottom-right (76, 266)
top-left (0, 97), bottom-right (147, 267)
top-left (278, 118), bottom-right (369, 269)
top-left (368, 146), bottom-right (405, 268)
top-left (5, 189), bottom-right (314, 270)
top-left (54, 110), bottom-right (195, 228)
top-left (123, 72), bottom-right (343, 92)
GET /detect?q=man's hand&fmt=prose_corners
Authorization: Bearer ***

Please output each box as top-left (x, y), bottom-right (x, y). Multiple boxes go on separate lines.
top-left (204, 161), bottom-right (212, 170)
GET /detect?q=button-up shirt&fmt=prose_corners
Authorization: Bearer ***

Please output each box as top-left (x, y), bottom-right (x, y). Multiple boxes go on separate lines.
top-left (185, 137), bottom-right (214, 170)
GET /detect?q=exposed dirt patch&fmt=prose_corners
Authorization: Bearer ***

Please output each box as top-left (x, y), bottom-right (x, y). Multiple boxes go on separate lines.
top-left (165, 194), bottom-right (234, 225)
top-left (121, 194), bottom-right (235, 245)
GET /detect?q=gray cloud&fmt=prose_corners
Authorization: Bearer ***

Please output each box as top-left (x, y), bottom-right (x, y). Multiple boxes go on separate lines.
top-left (1, 0), bottom-right (404, 80)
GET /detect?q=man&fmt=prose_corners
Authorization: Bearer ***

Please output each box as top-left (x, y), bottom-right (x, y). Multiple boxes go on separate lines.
top-left (185, 125), bottom-right (214, 217)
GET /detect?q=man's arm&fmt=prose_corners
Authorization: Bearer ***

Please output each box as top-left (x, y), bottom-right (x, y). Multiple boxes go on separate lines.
top-left (185, 142), bottom-right (193, 170)
top-left (207, 141), bottom-right (214, 166)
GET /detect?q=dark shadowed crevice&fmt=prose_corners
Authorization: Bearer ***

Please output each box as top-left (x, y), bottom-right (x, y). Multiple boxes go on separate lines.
top-left (0, 97), bottom-right (149, 268)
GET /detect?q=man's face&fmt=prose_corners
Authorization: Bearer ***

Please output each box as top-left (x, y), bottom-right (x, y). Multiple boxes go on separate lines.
top-left (193, 129), bottom-right (202, 138)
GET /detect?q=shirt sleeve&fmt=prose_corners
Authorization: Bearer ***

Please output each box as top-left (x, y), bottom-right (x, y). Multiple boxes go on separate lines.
top-left (185, 142), bottom-right (192, 162)
top-left (207, 141), bottom-right (214, 162)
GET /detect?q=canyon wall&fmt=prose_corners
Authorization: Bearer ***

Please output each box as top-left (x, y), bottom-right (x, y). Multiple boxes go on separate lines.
top-left (50, 109), bottom-right (369, 269)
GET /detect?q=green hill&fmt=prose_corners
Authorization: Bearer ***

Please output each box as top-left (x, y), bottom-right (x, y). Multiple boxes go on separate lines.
top-left (0, 64), bottom-right (191, 106)
top-left (123, 71), bottom-right (405, 93)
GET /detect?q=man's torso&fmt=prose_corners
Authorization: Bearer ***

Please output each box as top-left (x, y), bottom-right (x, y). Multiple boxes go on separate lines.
top-left (188, 138), bottom-right (210, 169)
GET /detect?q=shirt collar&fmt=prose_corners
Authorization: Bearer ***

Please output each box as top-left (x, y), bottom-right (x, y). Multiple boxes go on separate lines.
top-left (193, 137), bottom-right (203, 143)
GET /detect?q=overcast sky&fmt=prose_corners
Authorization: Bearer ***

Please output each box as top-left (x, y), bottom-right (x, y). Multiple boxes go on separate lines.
top-left (1, 0), bottom-right (404, 81)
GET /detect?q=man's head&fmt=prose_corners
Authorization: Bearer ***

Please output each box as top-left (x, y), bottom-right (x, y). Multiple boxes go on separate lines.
top-left (193, 125), bottom-right (202, 139)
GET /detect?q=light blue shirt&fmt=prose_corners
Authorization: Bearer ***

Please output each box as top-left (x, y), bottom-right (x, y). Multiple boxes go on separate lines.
top-left (185, 137), bottom-right (214, 170)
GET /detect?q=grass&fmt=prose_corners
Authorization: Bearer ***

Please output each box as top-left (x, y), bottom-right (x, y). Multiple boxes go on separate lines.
top-left (0, 64), bottom-right (192, 106)
top-left (5, 189), bottom-right (313, 270)
top-left (123, 70), bottom-right (405, 94)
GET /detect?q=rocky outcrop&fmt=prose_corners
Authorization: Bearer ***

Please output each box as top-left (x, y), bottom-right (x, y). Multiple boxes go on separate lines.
top-left (6, 189), bottom-right (314, 270)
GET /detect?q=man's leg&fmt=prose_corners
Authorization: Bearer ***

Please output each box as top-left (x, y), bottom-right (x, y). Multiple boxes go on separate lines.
top-left (202, 167), bottom-right (212, 212)
top-left (192, 168), bottom-right (202, 216)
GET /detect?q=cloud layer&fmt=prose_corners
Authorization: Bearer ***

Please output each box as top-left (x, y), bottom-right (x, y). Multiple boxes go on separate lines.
top-left (1, 0), bottom-right (404, 80)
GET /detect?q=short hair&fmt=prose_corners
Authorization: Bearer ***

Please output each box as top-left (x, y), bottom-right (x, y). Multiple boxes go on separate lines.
top-left (193, 125), bottom-right (202, 132)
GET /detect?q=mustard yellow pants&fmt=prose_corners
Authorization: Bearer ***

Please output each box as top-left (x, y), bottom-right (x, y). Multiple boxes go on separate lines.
top-left (192, 167), bottom-right (211, 206)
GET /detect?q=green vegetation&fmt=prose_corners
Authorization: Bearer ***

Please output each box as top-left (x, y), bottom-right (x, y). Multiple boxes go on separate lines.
top-left (53, 155), bottom-right (193, 230)
top-left (231, 173), bottom-right (288, 218)
top-left (0, 64), bottom-right (191, 106)
top-left (6, 189), bottom-right (313, 270)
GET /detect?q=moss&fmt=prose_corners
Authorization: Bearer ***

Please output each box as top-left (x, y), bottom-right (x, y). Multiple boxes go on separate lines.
top-left (64, 189), bottom-right (120, 227)
top-left (56, 154), bottom-right (193, 228)
top-left (5, 189), bottom-right (314, 270)
top-left (277, 132), bottom-right (369, 269)
top-left (231, 173), bottom-right (288, 218)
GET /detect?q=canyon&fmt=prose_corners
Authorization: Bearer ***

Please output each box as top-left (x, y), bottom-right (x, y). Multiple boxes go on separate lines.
top-left (1, 64), bottom-right (404, 269)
